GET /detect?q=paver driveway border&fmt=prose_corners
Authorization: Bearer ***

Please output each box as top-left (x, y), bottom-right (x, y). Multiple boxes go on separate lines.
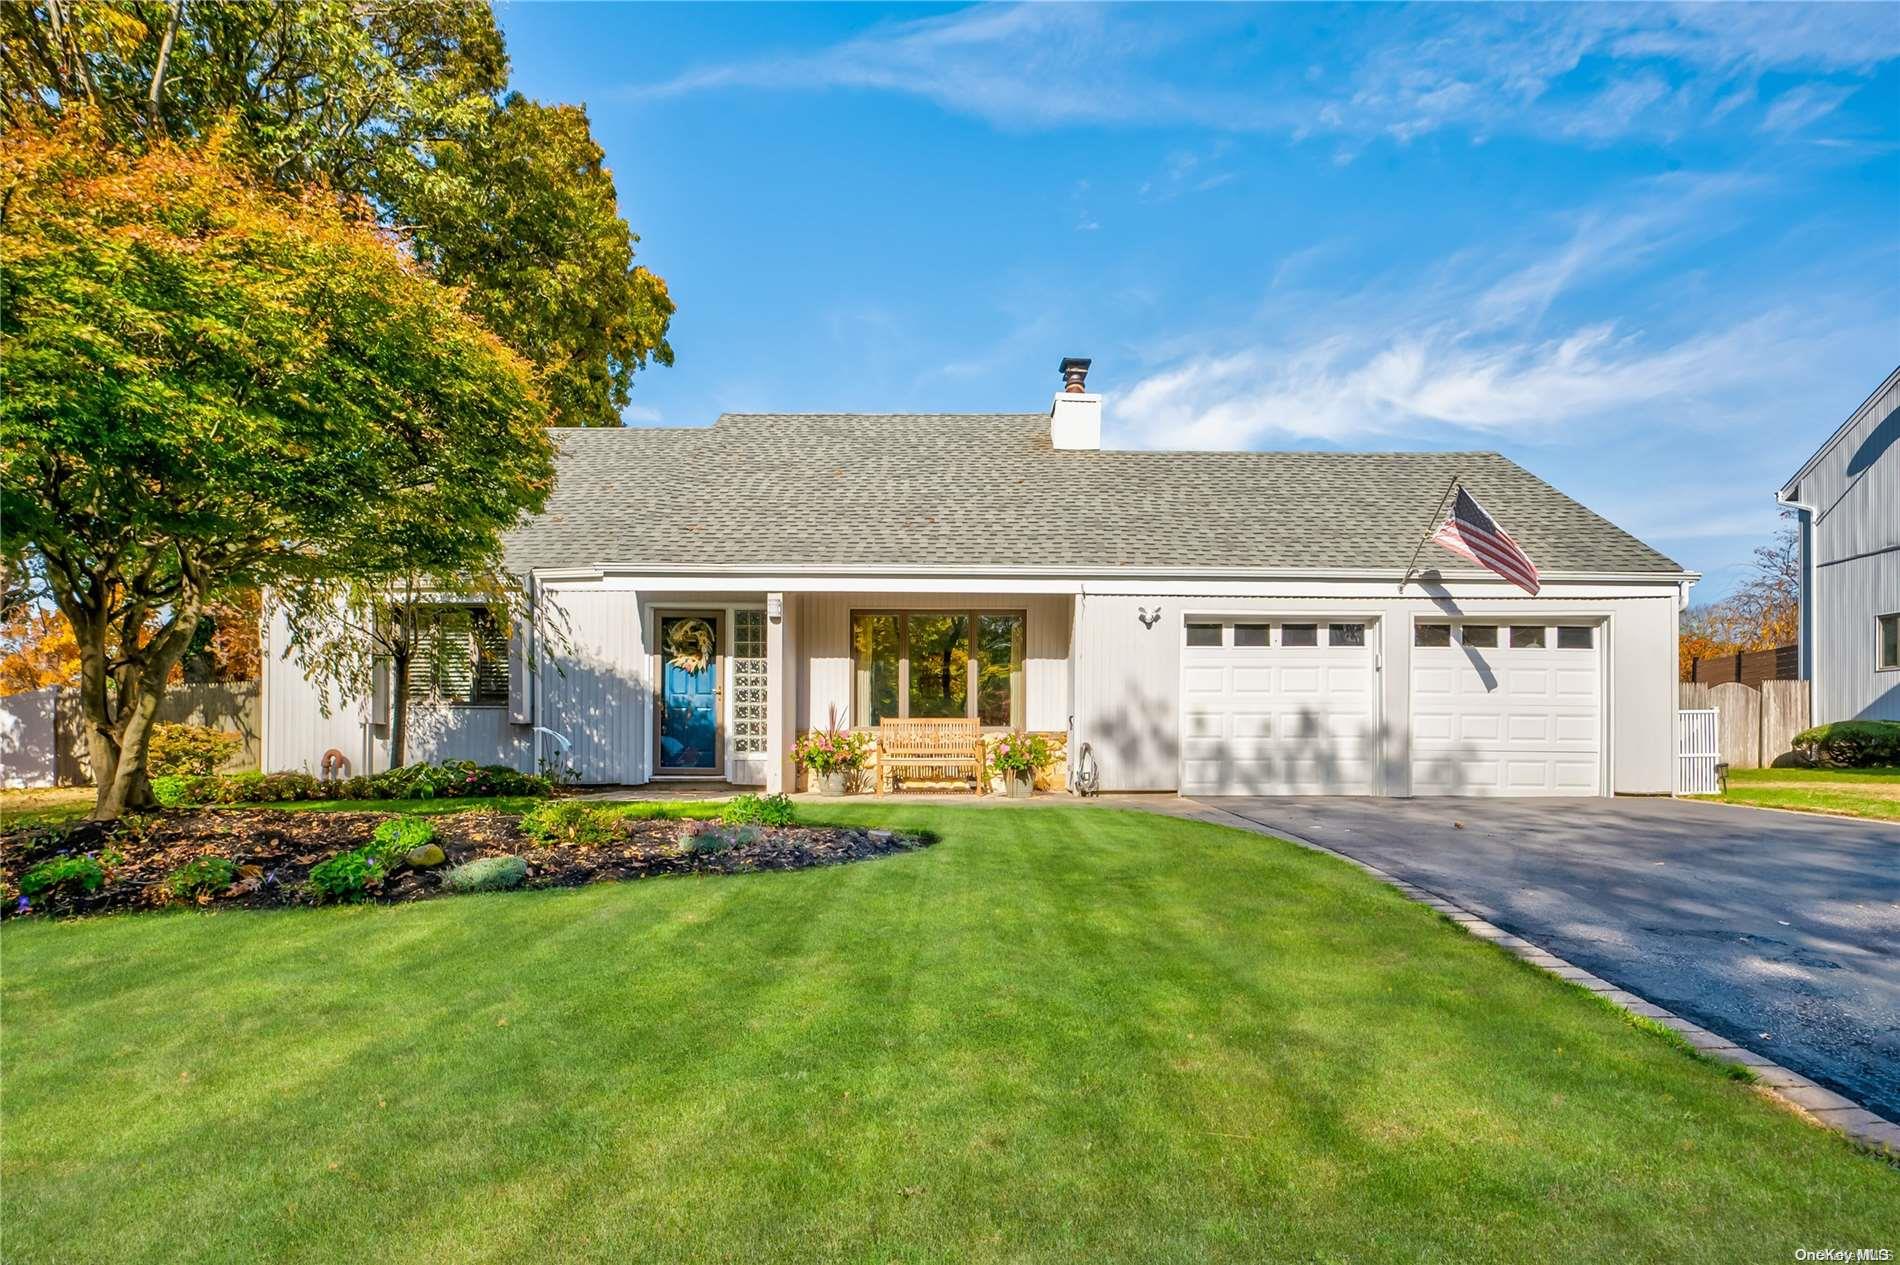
top-left (1153, 796), bottom-right (1900, 1159)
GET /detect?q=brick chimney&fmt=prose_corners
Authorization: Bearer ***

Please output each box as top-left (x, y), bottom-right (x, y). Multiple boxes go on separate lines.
top-left (1050, 356), bottom-right (1100, 450)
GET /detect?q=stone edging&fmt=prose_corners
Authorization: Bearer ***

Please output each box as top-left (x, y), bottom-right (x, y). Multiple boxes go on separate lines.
top-left (1180, 801), bottom-right (1900, 1160)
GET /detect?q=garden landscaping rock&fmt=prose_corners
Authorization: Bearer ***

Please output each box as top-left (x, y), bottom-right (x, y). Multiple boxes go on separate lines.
top-left (1, 810), bottom-right (930, 919)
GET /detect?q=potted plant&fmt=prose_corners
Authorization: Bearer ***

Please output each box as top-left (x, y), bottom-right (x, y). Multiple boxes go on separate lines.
top-left (793, 728), bottom-right (872, 796)
top-left (988, 731), bottom-right (1053, 799)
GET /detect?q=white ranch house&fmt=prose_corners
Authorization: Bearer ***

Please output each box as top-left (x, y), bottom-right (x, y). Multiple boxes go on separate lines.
top-left (262, 361), bottom-right (1697, 798)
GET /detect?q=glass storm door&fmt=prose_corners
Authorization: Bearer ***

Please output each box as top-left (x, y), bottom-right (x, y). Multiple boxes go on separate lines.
top-left (658, 614), bottom-right (721, 774)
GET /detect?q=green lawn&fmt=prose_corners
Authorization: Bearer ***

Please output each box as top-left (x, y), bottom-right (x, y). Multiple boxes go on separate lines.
top-left (1704, 766), bottom-right (1900, 822)
top-left (3, 806), bottom-right (1892, 1263)
top-left (0, 786), bottom-right (95, 829)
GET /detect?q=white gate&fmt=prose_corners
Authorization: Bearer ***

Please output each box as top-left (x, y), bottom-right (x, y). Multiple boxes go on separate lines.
top-left (1677, 708), bottom-right (1719, 795)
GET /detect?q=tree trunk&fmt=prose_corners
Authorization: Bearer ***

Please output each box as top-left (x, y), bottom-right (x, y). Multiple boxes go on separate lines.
top-left (389, 648), bottom-right (410, 769)
top-left (74, 614), bottom-right (120, 795)
top-left (146, 0), bottom-right (183, 131)
top-left (71, 603), bottom-right (202, 822)
top-left (94, 683), bottom-right (162, 819)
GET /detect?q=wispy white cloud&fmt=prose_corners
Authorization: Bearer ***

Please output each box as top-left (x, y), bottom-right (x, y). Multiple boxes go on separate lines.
top-left (1472, 171), bottom-right (1759, 327)
top-left (1101, 171), bottom-right (1820, 450)
top-left (1138, 142), bottom-right (1237, 201)
top-left (1760, 82), bottom-right (1859, 133)
top-left (625, 2), bottom-right (1900, 147)
top-left (1106, 318), bottom-right (1790, 449)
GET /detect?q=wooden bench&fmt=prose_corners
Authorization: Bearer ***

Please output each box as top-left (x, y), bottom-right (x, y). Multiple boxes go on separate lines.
top-left (876, 718), bottom-right (984, 795)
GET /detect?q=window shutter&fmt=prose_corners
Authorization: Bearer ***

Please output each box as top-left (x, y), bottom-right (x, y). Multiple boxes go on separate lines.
top-left (507, 616), bottom-right (531, 724)
top-left (472, 612), bottom-right (509, 705)
top-left (370, 655), bottom-right (391, 726)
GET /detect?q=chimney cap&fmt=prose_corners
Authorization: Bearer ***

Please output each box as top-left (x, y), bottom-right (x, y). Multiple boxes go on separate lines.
top-left (1059, 356), bottom-right (1092, 393)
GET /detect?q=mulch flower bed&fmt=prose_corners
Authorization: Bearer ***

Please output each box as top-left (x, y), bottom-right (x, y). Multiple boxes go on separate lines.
top-left (0, 810), bottom-right (931, 920)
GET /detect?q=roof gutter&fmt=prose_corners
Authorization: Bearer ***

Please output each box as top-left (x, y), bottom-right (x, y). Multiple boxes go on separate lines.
top-left (536, 561), bottom-right (1698, 585)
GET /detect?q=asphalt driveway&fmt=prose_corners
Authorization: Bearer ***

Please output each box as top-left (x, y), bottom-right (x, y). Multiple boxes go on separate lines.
top-left (1195, 796), bottom-right (1900, 1124)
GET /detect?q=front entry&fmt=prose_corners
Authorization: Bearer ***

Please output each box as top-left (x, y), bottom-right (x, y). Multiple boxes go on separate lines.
top-left (658, 613), bottom-right (722, 776)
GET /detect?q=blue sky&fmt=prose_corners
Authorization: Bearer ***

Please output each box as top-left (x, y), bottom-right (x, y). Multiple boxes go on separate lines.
top-left (498, 2), bottom-right (1900, 597)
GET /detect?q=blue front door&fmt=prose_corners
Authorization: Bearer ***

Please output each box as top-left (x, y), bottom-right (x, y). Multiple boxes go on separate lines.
top-left (659, 614), bottom-right (720, 773)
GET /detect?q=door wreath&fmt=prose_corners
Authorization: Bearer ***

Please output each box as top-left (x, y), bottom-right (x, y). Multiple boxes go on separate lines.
top-left (665, 618), bottom-right (716, 674)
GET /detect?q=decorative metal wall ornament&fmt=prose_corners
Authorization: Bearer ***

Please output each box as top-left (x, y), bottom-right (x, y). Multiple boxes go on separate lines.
top-left (665, 617), bottom-right (716, 673)
top-left (1138, 606), bottom-right (1162, 629)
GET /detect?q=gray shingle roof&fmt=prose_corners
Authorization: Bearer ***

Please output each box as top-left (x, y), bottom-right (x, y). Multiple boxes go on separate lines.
top-left (503, 413), bottom-right (1683, 576)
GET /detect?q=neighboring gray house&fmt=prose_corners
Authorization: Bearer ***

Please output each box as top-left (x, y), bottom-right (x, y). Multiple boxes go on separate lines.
top-left (262, 360), bottom-right (1696, 797)
top-left (1779, 364), bottom-right (1900, 725)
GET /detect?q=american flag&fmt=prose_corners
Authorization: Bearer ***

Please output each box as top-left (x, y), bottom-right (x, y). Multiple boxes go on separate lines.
top-left (1430, 485), bottom-right (1541, 595)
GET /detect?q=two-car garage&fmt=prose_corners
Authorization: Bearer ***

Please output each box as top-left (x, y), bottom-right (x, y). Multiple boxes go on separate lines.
top-left (1179, 615), bottom-right (1604, 798)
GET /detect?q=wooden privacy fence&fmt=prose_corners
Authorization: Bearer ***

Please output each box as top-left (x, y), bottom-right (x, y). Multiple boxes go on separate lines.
top-left (0, 683), bottom-right (260, 788)
top-left (1685, 644), bottom-right (1799, 687)
top-left (1679, 679), bottom-right (1810, 770)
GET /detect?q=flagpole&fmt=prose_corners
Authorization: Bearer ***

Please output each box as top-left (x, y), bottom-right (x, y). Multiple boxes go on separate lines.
top-left (1399, 473), bottom-right (1461, 592)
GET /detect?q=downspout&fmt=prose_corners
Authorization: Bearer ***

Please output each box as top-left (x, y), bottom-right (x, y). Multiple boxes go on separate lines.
top-left (1776, 487), bottom-right (1819, 710)
top-left (528, 571), bottom-right (540, 776)
top-left (1068, 588), bottom-right (1086, 793)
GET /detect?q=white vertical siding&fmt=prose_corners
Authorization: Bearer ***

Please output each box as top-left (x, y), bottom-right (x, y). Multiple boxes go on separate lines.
top-left (539, 585), bottom-right (646, 784)
top-left (1814, 549), bottom-right (1900, 722)
top-left (1603, 593), bottom-right (1679, 792)
top-left (794, 592), bottom-right (1072, 732)
top-left (1074, 595), bottom-right (1181, 790)
top-left (1790, 368), bottom-right (1900, 723)
top-left (405, 706), bottom-right (531, 768)
top-left (261, 604), bottom-right (373, 775)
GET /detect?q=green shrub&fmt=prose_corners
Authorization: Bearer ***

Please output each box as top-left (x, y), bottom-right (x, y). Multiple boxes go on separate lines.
top-left (157, 761), bottom-right (551, 807)
top-left (165, 855), bottom-right (238, 900)
top-left (371, 816), bottom-right (436, 853)
top-left (1790, 720), bottom-right (1900, 768)
top-left (163, 771), bottom-right (323, 806)
top-left (306, 845), bottom-right (398, 902)
top-left (443, 855), bottom-right (528, 893)
top-left (519, 801), bottom-right (616, 848)
top-left (19, 854), bottom-right (107, 904)
top-left (146, 723), bottom-right (244, 776)
top-left (365, 760), bottom-right (550, 800)
top-left (720, 793), bottom-right (795, 827)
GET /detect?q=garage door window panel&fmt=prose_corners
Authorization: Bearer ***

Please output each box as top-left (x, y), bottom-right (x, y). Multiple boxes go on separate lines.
top-left (1185, 623), bottom-right (1223, 648)
top-left (1461, 625), bottom-right (1498, 648)
top-left (1234, 624), bottom-right (1269, 648)
top-left (1416, 624), bottom-right (1452, 647)
top-left (1557, 626), bottom-right (1594, 649)
top-left (1329, 623), bottom-right (1365, 647)
top-left (1510, 626), bottom-right (1546, 648)
top-left (1281, 624), bottom-right (1318, 647)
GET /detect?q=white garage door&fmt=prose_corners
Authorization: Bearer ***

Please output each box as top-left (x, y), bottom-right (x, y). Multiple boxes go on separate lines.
top-left (1180, 619), bottom-right (1381, 796)
top-left (1409, 621), bottom-right (1601, 797)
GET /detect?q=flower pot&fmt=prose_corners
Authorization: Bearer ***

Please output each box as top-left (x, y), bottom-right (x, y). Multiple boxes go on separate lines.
top-left (1003, 770), bottom-right (1034, 799)
top-left (815, 770), bottom-right (847, 797)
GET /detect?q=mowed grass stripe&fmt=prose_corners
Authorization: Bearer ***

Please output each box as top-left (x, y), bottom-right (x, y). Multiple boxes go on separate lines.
top-left (3, 806), bottom-right (1894, 1264)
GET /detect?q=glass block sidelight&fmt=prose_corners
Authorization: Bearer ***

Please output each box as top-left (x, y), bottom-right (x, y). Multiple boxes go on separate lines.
top-left (732, 609), bottom-right (768, 754)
